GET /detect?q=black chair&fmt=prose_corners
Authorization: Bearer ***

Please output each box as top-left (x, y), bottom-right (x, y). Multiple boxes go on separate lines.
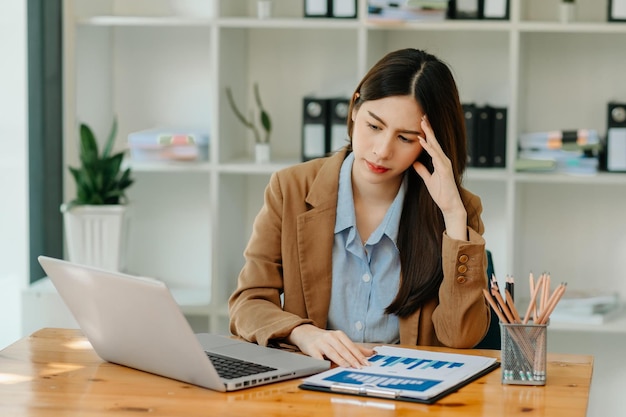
top-left (473, 250), bottom-right (501, 349)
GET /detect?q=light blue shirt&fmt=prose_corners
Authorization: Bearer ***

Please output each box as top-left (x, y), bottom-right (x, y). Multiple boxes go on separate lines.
top-left (327, 153), bottom-right (406, 344)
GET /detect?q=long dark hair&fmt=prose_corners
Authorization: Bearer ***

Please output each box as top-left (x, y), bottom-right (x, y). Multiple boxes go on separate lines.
top-left (347, 48), bottom-right (467, 318)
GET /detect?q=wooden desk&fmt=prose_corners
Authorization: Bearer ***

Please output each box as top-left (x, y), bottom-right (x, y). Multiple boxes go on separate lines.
top-left (0, 328), bottom-right (593, 416)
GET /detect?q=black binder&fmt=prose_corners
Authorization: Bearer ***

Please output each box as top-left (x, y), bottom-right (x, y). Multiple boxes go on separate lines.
top-left (328, 97), bottom-right (350, 152)
top-left (474, 106), bottom-right (493, 167)
top-left (491, 107), bottom-right (507, 167)
top-left (462, 103), bottom-right (478, 167)
top-left (302, 97), bottom-right (329, 161)
top-left (606, 102), bottom-right (626, 171)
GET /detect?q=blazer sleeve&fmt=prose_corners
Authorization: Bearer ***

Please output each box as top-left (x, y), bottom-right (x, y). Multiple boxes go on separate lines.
top-left (228, 172), bottom-right (313, 346)
top-left (431, 190), bottom-right (491, 348)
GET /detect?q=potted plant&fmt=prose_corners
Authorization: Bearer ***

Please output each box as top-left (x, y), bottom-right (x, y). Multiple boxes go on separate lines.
top-left (225, 83), bottom-right (272, 163)
top-left (61, 119), bottom-right (134, 271)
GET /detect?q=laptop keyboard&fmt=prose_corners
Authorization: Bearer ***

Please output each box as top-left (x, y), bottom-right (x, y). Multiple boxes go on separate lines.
top-left (206, 352), bottom-right (277, 380)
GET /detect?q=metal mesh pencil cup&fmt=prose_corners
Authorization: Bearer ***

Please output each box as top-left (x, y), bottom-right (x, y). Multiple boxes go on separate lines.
top-left (500, 322), bottom-right (547, 385)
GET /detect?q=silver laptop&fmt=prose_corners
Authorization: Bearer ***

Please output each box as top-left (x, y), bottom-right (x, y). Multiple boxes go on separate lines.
top-left (37, 255), bottom-right (330, 391)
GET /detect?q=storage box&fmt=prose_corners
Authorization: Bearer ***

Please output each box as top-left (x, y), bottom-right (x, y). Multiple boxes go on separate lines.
top-left (127, 128), bottom-right (209, 162)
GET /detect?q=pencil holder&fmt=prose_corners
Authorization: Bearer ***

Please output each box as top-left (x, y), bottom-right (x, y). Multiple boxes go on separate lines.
top-left (499, 322), bottom-right (547, 385)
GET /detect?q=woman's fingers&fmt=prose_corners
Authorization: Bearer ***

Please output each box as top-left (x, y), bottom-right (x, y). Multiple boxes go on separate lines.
top-left (289, 325), bottom-right (372, 368)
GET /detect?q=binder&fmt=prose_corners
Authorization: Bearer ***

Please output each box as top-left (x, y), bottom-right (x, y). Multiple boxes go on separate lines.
top-left (609, 0), bottom-right (626, 21)
top-left (490, 107), bottom-right (507, 167)
top-left (332, 0), bottom-right (357, 18)
top-left (328, 97), bottom-right (350, 152)
top-left (606, 102), bottom-right (626, 172)
top-left (462, 103), bottom-right (478, 167)
top-left (449, 0), bottom-right (480, 19)
top-left (302, 97), bottom-right (329, 161)
top-left (474, 106), bottom-right (493, 167)
top-left (481, 0), bottom-right (509, 20)
top-left (304, 0), bottom-right (330, 17)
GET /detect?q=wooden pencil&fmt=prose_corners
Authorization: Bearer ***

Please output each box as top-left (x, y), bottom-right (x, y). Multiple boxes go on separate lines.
top-left (523, 274), bottom-right (544, 324)
top-left (536, 282), bottom-right (567, 325)
top-left (491, 285), bottom-right (516, 324)
top-left (482, 288), bottom-right (509, 324)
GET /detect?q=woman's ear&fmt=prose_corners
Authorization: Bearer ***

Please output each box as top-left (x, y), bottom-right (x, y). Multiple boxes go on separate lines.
top-left (351, 92), bottom-right (360, 122)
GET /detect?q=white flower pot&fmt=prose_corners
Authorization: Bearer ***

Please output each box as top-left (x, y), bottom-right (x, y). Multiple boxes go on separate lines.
top-left (170, 0), bottom-right (214, 17)
top-left (257, 0), bottom-right (272, 19)
top-left (61, 204), bottom-right (130, 271)
top-left (255, 143), bottom-right (271, 163)
top-left (560, 3), bottom-right (575, 23)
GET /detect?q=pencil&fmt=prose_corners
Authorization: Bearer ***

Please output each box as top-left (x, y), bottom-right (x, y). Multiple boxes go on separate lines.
top-left (523, 274), bottom-right (544, 324)
top-left (537, 282), bottom-right (567, 325)
top-left (482, 288), bottom-right (509, 324)
top-left (528, 272), bottom-right (535, 321)
top-left (505, 289), bottom-right (522, 323)
top-left (491, 285), bottom-right (516, 324)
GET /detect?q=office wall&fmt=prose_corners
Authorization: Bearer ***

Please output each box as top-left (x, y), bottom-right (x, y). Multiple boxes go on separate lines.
top-left (0, 1), bottom-right (28, 349)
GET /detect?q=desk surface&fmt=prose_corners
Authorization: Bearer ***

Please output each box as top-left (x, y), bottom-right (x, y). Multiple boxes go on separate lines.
top-left (0, 328), bottom-right (593, 417)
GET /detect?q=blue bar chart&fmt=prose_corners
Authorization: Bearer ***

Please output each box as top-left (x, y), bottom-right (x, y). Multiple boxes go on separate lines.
top-left (368, 354), bottom-right (464, 371)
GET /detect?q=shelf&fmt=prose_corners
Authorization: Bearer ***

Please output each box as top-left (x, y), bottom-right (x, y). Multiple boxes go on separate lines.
top-left (518, 21), bottom-right (626, 33)
top-left (514, 171), bottom-right (626, 185)
top-left (64, 0), bottom-right (626, 335)
top-left (549, 308), bottom-right (626, 334)
top-left (366, 19), bottom-right (511, 32)
top-left (217, 159), bottom-right (301, 174)
top-left (465, 168), bottom-right (509, 182)
top-left (77, 15), bottom-right (214, 27)
top-left (75, 14), bottom-right (626, 35)
top-left (127, 160), bottom-right (212, 173)
top-left (26, 277), bottom-right (210, 315)
top-left (170, 287), bottom-right (211, 316)
top-left (217, 17), bottom-right (360, 29)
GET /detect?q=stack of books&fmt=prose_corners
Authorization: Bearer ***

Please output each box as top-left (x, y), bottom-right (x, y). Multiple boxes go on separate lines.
top-left (368, 0), bottom-right (448, 22)
top-left (515, 129), bottom-right (600, 174)
top-left (550, 290), bottom-right (622, 325)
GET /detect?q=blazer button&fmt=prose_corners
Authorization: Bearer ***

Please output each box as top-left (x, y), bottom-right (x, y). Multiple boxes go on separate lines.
top-left (456, 276), bottom-right (467, 284)
top-left (458, 264), bottom-right (468, 274)
top-left (459, 254), bottom-right (469, 263)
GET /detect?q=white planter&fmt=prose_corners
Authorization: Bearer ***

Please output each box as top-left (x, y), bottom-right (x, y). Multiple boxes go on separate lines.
top-left (255, 143), bottom-right (271, 163)
top-left (170, 0), bottom-right (214, 17)
top-left (61, 204), bottom-right (129, 271)
top-left (257, 0), bottom-right (272, 19)
top-left (559, 3), bottom-right (575, 23)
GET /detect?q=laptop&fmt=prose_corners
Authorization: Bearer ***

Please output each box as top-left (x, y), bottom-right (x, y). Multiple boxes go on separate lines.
top-left (37, 255), bottom-right (330, 391)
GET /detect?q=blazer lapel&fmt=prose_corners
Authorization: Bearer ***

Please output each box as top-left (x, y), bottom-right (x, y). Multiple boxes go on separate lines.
top-left (297, 150), bottom-right (346, 329)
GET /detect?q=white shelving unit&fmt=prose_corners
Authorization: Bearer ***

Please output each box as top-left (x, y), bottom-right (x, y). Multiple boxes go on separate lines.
top-left (60, 0), bottom-right (626, 334)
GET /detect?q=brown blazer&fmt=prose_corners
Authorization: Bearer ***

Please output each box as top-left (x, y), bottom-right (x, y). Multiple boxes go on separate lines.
top-left (229, 149), bottom-right (490, 349)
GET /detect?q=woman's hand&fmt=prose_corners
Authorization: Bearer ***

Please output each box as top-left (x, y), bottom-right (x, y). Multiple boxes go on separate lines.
top-left (412, 115), bottom-right (467, 240)
top-left (287, 324), bottom-right (374, 368)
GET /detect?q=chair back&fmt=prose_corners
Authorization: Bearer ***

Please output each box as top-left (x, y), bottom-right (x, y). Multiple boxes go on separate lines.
top-left (473, 250), bottom-right (501, 349)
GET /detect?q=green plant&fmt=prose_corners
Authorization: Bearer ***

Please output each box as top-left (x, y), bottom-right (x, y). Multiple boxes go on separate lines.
top-left (67, 119), bottom-right (133, 207)
top-left (225, 83), bottom-right (272, 144)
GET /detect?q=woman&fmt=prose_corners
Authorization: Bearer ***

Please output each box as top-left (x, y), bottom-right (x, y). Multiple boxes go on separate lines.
top-left (229, 48), bottom-right (490, 369)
